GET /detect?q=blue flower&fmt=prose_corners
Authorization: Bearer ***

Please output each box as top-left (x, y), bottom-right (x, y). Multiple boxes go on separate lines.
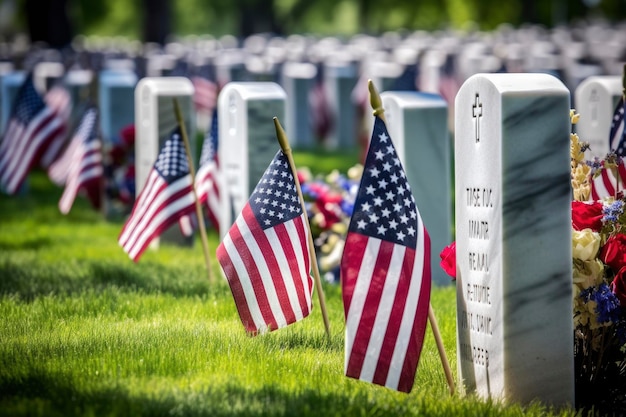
top-left (580, 283), bottom-right (622, 324)
top-left (602, 200), bottom-right (624, 224)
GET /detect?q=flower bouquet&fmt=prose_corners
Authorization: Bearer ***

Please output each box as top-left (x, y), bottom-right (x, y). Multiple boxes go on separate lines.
top-left (570, 110), bottom-right (626, 414)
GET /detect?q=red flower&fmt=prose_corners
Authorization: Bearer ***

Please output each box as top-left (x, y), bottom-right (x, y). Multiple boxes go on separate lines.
top-left (600, 234), bottom-right (626, 272)
top-left (439, 241), bottom-right (456, 280)
top-left (611, 267), bottom-right (626, 308)
top-left (571, 201), bottom-right (603, 231)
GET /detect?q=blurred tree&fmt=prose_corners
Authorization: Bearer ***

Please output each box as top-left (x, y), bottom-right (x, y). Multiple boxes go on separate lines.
top-left (24, 0), bottom-right (73, 48)
top-left (142, 0), bottom-right (170, 44)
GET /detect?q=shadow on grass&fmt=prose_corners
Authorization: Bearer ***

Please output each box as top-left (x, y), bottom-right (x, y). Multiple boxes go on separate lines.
top-left (0, 259), bottom-right (219, 301)
top-left (0, 237), bottom-right (52, 251)
top-left (0, 374), bottom-right (396, 417)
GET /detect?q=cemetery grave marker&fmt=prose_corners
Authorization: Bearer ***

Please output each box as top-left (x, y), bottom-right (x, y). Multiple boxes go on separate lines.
top-left (455, 73), bottom-right (574, 406)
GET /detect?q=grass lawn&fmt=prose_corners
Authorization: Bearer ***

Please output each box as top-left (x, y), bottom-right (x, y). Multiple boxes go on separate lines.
top-left (0, 161), bottom-right (579, 417)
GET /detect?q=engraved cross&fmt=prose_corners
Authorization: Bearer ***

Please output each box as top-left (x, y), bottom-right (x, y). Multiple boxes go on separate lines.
top-left (472, 94), bottom-right (483, 143)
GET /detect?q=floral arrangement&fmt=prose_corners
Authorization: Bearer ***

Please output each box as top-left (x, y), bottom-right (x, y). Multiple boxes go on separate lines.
top-left (569, 109), bottom-right (626, 413)
top-left (298, 165), bottom-right (362, 283)
top-left (103, 124), bottom-right (136, 217)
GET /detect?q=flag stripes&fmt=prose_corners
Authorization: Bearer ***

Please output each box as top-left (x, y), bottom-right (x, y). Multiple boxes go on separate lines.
top-left (343, 227), bottom-right (430, 392)
top-left (119, 170), bottom-right (196, 261)
top-left (217, 207), bottom-right (312, 334)
top-left (59, 140), bottom-right (102, 214)
top-left (590, 162), bottom-right (626, 200)
top-left (0, 105), bottom-right (64, 194)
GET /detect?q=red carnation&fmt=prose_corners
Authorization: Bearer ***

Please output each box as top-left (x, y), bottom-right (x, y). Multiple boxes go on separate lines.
top-left (571, 201), bottom-right (603, 232)
top-left (439, 241), bottom-right (456, 280)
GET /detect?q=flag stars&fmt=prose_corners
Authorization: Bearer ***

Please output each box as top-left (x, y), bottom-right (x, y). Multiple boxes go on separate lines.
top-left (347, 117), bottom-right (419, 248)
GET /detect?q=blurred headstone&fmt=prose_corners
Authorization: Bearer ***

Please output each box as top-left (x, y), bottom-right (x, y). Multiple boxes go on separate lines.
top-left (134, 76), bottom-right (196, 245)
top-left (574, 75), bottom-right (623, 159)
top-left (217, 82), bottom-right (286, 237)
top-left (381, 91), bottom-right (452, 286)
top-left (0, 71), bottom-right (25, 134)
top-left (281, 61), bottom-right (317, 148)
top-left (324, 60), bottom-right (358, 149)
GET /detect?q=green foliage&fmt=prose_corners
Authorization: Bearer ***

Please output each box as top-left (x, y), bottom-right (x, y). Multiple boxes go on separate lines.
top-left (0, 170), bottom-right (578, 416)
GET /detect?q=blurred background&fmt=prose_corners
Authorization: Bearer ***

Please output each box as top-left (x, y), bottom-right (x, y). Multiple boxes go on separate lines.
top-left (0, 0), bottom-right (624, 47)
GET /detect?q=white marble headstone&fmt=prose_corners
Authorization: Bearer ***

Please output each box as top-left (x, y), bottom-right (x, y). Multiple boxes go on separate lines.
top-left (574, 76), bottom-right (622, 159)
top-left (217, 82), bottom-right (287, 238)
top-left (381, 91), bottom-right (452, 286)
top-left (455, 73), bottom-right (574, 406)
top-left (134, 76), bottom-right (196, 245)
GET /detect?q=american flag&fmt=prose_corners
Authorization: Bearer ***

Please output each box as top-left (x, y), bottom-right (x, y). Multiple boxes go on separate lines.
top-left (610, 97), bottom-right (625, 157)
top-left (191, 76), bottom-right (218, 115)
top-left (341, 115), bottom-right (431, 393)
top-left (195, 108), bottom-right (222, 232)
top-left (0, 74), bottom-right (65, 194)
top-left (216, 150), bottom-right (313, 335)
top-left (40, 83), bottom-right (72, 168)
top-left (58, 107), bottom-right (102, 214)
top-left (118, 127), bottom-right (196, 262)
top-left (590, 159), bottom-right (626, 200)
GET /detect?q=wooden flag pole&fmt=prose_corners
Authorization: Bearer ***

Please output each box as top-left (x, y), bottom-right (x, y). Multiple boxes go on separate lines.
top-left (273, 117), bottom-right (331, 339)
top-left (367, 79), bottom-right (455, 395)
top-left (173, 98), bottom-right (215, 284)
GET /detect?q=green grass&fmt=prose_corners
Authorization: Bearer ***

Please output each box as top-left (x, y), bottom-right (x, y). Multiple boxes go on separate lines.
top-left (0, 167), bottom-right (580, 417)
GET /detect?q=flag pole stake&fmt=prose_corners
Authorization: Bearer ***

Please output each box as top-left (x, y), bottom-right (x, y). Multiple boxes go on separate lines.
top-left (173, 98), bottom-right (215, 284)
top-left (368, 79), bottom-right (455, 395)
top-left (273, 116), bottom-right (331, 339)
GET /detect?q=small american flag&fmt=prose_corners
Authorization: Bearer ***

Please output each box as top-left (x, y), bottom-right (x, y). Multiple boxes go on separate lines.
top-left (590, 159), bottom-right (626, 200)
top-left (40, 83), bottom-right (72, 168)
top-left (0, 74), bottom-right (65, 194)
top-left (58, 107), bottom-right (102, 214)
top-left (191, 76), bottom-right (218, 115)
top-left (216, 150), bottom-right (313, 335)
top-left (195, 108), bottom-right (222, 232)
top-left (341, 115), bottom-right (431, 393)
top-left (118, 127), bottom-right (196, 262)
top-left (610, 97), bottom-right (625, 157)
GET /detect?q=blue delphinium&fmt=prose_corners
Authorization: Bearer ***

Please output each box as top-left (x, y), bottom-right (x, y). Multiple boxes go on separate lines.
top-left (602, 200), bottom-right (624, 224)
top-left (580, 283), bottom-right (622, 325)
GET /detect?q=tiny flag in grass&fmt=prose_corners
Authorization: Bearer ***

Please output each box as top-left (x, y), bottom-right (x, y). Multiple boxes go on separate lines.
top-left (58, 106), bottom-right (102, 214)
top-left (195, 108), bottom-right (222, 232)
top-left (216, 150), bottom-right (313, 335)
top-left (118, 127), bottom-right (196, 262)
top-left (341, 115), bottom-right (431, 393)
top-left (0, 74), bottom-right (65, 194)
